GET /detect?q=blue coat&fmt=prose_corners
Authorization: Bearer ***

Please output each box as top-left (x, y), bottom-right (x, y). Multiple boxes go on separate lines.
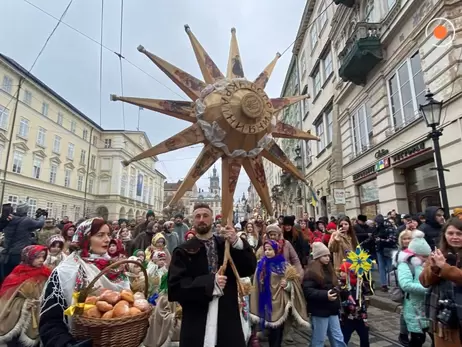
top-left (397, 256), bottom-right (429, 333)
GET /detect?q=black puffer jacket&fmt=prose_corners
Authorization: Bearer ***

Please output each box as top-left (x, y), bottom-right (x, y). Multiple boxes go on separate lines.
top-left (418, 206), bottom-right (443, 249)
top-left (303, 266), bottom-right (340, 317)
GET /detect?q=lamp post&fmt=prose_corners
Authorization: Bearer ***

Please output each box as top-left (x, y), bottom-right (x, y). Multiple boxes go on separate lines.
top-left (419, 90), bottom-right (449, 218)
top-left (294, 144), bottom-right (302, 170)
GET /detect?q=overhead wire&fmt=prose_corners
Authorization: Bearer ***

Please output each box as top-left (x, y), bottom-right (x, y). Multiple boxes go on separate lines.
top-left (22, 0), bottom-right (188, 101)
top-left (2, 0), bottom-right (74, 114)
top-left (98, 0), bottom-right (104, 126)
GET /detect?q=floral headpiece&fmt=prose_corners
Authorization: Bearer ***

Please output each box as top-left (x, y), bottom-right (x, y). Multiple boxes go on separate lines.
top-left (21, 245), bottom-right (48, 265)
top-left (72, 217), bottom-right (101, 257)
top-left (47, 234), bottom-right (65, 249)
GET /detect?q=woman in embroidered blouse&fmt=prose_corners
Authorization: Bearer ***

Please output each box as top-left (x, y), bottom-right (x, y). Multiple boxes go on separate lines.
top-left (39, 217), bottom-right (131, 347)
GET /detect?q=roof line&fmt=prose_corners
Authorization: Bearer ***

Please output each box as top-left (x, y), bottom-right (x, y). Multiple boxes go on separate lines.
top-left (0, 53), bottom-right (104, 131)
top-left (292, 0), bottom-right (317, 55)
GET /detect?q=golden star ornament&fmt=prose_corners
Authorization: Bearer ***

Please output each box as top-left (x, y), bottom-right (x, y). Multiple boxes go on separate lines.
top-left (111, 25), bottom-right (319, 221)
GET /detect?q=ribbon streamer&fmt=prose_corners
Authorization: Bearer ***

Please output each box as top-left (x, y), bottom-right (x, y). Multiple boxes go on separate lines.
top-left (64, 292), bottom-right (96, 316)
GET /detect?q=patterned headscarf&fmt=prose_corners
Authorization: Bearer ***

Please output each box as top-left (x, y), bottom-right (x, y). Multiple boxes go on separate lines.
top-left (72, 217), bottom-right (105, 257)
top-left (21, 245), bottom-right (48, 265)
top-left (47, 234), bottom-right (65, 249)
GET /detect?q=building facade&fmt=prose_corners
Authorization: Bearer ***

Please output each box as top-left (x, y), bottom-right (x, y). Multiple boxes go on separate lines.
top-left (163, 181), bottom-right (196, 218)
top-left (189, 167), bottom-right (222, 218)
top-left (0, 53), bottom-right (165, 222)
top-left (333, 0), bottom-right (462, 218)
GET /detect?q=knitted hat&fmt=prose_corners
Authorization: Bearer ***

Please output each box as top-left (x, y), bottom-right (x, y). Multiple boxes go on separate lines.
top-left (146, 210), bottom-right (155, 217)
top-left (174, 213), bottom-right (183, 219)
top-left (16, 202), bottom-right (29, 216)
top-left (454, 207), bottom-right (462, 216)
top-left (312, 242), bottom-right (330, 260)
top-left (408, 230), bottom-right (431, 256)
top-left (326, 222), bottom-right (337, 231)
top-left (266, 224), bottom-right (282, 235)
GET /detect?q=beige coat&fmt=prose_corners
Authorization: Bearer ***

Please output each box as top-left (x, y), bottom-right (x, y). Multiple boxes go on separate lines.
top-left (144, 294), bottom-right (180, 347)
top-left (328, 231), bottom-right (355, 271)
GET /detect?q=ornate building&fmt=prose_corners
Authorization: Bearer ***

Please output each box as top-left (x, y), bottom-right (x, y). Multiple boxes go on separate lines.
top-left (190, 166), bottom-right (222, 217)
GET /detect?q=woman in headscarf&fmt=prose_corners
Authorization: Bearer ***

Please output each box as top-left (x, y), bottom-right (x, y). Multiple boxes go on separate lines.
top-left (39, 217), bottom-right (130, 347)
top-left (0, 245), bottom-right (51, 346)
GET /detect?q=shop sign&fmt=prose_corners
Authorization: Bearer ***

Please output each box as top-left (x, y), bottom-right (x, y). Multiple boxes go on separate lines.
top-left (392, 141), bottom-right (427, 164)
top-left (375, 157), bottom-right (390, 172)
top-left (353, 165), bottom-right (376, 181)
top-left (333, 188), bottom-right (346, 205)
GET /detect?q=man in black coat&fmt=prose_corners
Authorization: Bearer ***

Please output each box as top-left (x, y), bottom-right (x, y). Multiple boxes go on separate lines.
top-left (419, 206), bottom-right (445, 249)
top-left (168, 202), bottom-right (256, 347)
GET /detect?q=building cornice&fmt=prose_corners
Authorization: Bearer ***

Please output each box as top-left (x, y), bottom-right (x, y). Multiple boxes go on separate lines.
top-left (292, 0), bottom-right (317, 55)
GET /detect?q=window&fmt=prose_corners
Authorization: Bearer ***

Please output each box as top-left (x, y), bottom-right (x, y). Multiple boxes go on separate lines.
top-left (82, 129), bottom-right (88, 141)
top-left (67, 143), bottom-right (74, 159)
top-left (77, 175), bottom-right (83, 191)
top-left (365, 0), bottom-right (376, 22)
top-left (28, 199), bottom-right (37, 218)
top-left (143, 183), bottom-right (148, 203)
top-left (70, 121), bottom-right (76, 133)
top-left (88, 178), bottom-right (94, 194)
top-left (315, 119), bottom-right (325, 153)
top-left (64, 169), bottom-right (71, 188)
top-left (32, 157), bottom-right (42, 179)
top-left (23, 90), bottom-right (32, 105)
top-left (18, 118), bottom-right (29, 138)
top-left (326, 107), bottom-right (333, 144)
top-left (53, 135), bottom-right (61, 153)
top-left (36, 127), bottom-right (46, 147)
top-left (310, 25), bottom-right (318, 50)
top-left (104, 139), bottom-right (112, 148)
top-left (90, 155), bottom-right (96, 169)
top-left (12, 151), bottom-right (23, 173)
top-left (61, 204), bottom-right (68, 219)
top-left (2, 75), bottom-right (13, 93)
top-left (46, 202), bottom-right (54, 218)
top-left (41, 102), bottom-right (49, 116)
top-left (300, 54), bottom-right (307, 76)
top-left (0, 106), bottom-right (9, 130)
top-left (120, 173), bottom-right (127, 196)
top-left (92, 135), bottom-right (98, 146)
top-left (351, 104), bottom-right (373, 155)
top-left (305, 140), bottom-right (312, 165)
top-left (57, 112), bottom-right (64, 125)
top-left (50, 164), bottom-right (57, 184)
top-left (74, 206), bottom-right (81, 221)
top-left (387, 52), bottom-right (426, 128)
top-left (319, 0), bottom-right (328, 29)
top-left (323, 51), bottom-right (333, 79)
top-left (7, 195), bottom-right (18, 208)
top-left (313, 69), bottom-right (321, 96)
top-left (80, 149), bottom-right (86, 165)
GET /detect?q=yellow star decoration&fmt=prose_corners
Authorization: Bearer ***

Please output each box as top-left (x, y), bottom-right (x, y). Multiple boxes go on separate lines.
top-left (345, 246), bottom-right (375, 276)
top-left (110, 25), bottom-right (320, 222)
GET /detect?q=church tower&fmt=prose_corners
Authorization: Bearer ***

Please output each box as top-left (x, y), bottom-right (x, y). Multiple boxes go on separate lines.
top-left (209, 165), bottom-right (220, 195)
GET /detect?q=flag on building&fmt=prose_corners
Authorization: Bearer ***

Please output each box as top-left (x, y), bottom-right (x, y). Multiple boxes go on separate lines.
top-left (309, 186), bottom-right (318, 207)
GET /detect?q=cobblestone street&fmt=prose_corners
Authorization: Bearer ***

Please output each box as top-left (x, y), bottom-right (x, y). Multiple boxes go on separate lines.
top-left (261, 306), bottom-right (433, 347)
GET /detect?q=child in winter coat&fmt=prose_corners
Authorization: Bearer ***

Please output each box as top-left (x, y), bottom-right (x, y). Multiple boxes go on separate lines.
top-left (147, 251), bottom-right (169, 295)
top-left (397, 230), bottom-right (430, 347)
top-left (126, 256), bottom-right (147, 294)
top-left (44, 234), bottom-right (67, 270)
top-left (303, 242), bottom-right (346, 347)
top-left (393, 229), bottom-right (412, 346)
top-left (250, 240), bottom-right (309, 347)
top-left (145, 233), bottom-right (171, 265)
top-left (0, 245), bottom-right (51, 346)
top-left (338, 262), bottom-right (369, 347)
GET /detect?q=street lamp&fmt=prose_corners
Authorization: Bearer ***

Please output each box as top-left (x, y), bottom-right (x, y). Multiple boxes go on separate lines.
top-left (419, 90), bottom-right (449, 218)
top-left (294, 144), bottom-right (302, 170)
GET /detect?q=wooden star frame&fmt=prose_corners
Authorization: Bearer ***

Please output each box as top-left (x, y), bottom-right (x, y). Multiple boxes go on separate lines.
top-left (111, 25), bottom-right (319, 222)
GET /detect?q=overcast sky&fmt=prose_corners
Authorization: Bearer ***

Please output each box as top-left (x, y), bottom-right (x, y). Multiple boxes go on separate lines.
top-left (1, 0), bottom-right (305, 202)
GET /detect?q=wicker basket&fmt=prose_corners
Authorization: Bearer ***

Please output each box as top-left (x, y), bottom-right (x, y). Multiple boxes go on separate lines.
top-left (71, 259), bottom-right (152, 347)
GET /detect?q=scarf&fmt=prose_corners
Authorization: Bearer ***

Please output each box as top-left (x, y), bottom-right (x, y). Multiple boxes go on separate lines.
top-left (0, 245), bottom-right (51, 297)
top-left (80, 253), bottom-right (124, 282)
top-left (256, 240), bottom-right (286, 327)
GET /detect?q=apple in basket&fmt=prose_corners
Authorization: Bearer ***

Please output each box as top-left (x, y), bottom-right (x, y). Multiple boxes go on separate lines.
top-left (83, 289), bottom-right (150, 319)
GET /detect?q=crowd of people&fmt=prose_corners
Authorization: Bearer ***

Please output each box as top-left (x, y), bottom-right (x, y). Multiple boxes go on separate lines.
top-left (0, 201), bottom-right (461, 347)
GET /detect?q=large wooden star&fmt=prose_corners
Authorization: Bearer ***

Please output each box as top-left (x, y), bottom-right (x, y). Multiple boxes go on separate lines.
top-left (111, 26), bottom-right (319, 221)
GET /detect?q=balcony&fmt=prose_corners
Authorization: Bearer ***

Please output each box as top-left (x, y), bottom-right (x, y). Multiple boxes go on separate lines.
top-left (334, 0), bottom-right (355, 7)
top-left (338, 23), bottom-right (383, 86)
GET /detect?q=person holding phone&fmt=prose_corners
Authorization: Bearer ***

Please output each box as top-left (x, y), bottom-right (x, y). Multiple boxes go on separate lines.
top-left (303, 242), bottom-right (346, 347)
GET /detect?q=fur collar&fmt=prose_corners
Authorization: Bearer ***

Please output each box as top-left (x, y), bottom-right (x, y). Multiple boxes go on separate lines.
top-left (397, 250), bottom-right (424, 266)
